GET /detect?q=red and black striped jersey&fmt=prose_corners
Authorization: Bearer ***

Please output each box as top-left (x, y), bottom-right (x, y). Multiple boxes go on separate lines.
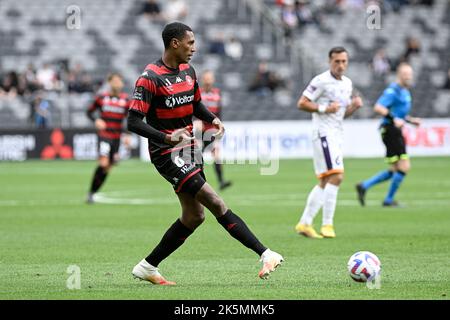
top-left (87, 92), bottom-right (130, 140)
top-left (201, 87), bottom-right (222, 131)
top-left (129, 59), bottom-right (201, 155)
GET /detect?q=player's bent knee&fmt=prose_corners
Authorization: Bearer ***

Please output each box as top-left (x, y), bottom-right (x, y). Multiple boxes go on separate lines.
top-left (195, 187), bottom-right (227, 217)
top-left (398, 160), bottom-right (410, 173)
top-left (328, 173), bottom-right (344, 186)
top-left (193, 212), bottom-right (206, 225)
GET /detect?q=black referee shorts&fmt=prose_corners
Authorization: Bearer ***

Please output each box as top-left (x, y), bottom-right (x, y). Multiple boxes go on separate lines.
top-left (380, 124), bottom-right (408, 164)
top-left (151, 146), bottom-right (206, 196)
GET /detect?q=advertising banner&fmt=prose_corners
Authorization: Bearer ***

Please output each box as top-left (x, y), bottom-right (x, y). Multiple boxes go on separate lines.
top-left (139, 119), bottom-right (450, 161)
top-left (0, 128), bottom-right (140, 161)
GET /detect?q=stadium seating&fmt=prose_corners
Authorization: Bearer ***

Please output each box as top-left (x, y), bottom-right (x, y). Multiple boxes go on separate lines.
top-left (0, 0), bottom-right (449, 128)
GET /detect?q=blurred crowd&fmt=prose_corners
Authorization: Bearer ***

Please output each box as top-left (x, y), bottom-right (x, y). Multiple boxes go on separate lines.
top-left (275, 0), bottom-right (435, 40)
top-left (0, 60), bottom-right (103, 128)
top-left (0, 60), bottom-right (101, 99)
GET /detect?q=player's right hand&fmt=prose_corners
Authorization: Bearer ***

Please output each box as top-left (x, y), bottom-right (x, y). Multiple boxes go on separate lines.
top-left (95, 119), bottom-right (107, 130)
top-left (326, 102), bottom-right (340, 113)
top-left (165, 127), bottom-right (194, 146)
top-left (212, 118), bottom-right (225, 139)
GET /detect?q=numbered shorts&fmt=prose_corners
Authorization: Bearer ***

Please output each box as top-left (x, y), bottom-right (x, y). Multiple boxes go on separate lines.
top-left (380, 124), bottom-right (408, 164)
top-left (151, 147), bottom-right (206, 196)
top-left (98, 137), bottom-right (120, 164)
top-left (312, 134), bottom-right (344, 179)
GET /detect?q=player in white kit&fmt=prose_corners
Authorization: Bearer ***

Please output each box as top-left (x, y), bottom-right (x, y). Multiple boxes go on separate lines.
top-left (295, 47), bottom-right (363, 238)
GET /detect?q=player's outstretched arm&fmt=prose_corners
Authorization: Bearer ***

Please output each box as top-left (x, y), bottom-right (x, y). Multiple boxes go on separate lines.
top-left (405, 115), bottom-right (421, 126)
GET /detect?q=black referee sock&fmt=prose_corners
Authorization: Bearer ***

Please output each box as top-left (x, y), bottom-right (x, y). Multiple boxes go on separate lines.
top-left (145, 219), bottom-right (193, 267)
top-left (217, 210), bottom-right (267, 256)
top-left (90, 166), bottom-right (108, 193)
top-left (214, 162), bottom-right (224, 184)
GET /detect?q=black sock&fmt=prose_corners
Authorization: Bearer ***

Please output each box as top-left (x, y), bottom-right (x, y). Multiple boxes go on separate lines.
top-left (145, 219), bottom-right (193, 267)
top-left (216, 210), bottom-right (267, 256)
top-left (90, 166), bottom-right (108, 193)
top-left (214, 162), bottom-right (224, 184)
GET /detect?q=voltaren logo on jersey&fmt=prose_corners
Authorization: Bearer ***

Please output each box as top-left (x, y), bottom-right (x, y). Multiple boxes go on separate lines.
top-left (103, 105), bottom-right (127, 114)
top-left (133, 86), bottom-right (144, 101)
top-left (165, 94), bottom-right (195, 108)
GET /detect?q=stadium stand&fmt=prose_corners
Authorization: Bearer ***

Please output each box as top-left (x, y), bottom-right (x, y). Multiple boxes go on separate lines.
top-left (0, 0), bottom-right (449, 128)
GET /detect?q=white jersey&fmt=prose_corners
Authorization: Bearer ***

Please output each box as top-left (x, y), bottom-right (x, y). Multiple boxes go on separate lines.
top-left (302, 70), bottom-right (353, 136)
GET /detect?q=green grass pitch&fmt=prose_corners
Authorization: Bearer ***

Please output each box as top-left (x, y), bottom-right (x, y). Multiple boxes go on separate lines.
top-left (0, 157), bottom-right (449, 300)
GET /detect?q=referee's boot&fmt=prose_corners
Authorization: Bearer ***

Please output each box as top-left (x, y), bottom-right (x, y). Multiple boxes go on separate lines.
top-left (355, 183), bottom-right (366, 207)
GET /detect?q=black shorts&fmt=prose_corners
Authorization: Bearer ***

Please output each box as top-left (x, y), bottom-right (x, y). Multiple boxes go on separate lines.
top-left (151, 146), bottom-right (206, 196)
top-left (380, 124), bottom-right (408, 163)
top-left (98, 137), bottom-right (120, 164)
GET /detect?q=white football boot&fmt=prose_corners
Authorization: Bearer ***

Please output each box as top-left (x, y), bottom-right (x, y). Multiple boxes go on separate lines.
top-left (132, 259), bottom-right (176, 286)
top-left (258, 249), bottom-right (284, 279)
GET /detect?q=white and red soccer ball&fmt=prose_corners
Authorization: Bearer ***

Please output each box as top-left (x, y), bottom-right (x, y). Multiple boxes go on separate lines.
top-left (347, 251), bottom-right (381, 282)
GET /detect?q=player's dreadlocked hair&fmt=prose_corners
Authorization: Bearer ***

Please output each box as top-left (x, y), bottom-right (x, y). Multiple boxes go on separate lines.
top-left (162, 22), bottom-right (193, 49)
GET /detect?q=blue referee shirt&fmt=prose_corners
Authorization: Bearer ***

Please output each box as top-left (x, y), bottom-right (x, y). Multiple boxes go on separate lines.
top-left (377, 82), bottom-right (412, 126)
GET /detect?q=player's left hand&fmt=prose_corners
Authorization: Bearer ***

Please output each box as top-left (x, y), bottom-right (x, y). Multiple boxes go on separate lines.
top-left (212, 118), bottom-right (225, 139)
top-left (408, 117), bottom-right (421, 127)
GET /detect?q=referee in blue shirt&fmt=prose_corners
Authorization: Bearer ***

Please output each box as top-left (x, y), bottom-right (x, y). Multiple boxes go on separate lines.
top-left (356, 63), bottom-right (421, 207)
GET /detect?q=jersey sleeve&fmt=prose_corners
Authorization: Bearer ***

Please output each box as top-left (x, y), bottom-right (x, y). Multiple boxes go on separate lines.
top-left (302, 76), bottom-right (324, 102)
top-left (193, 72), bottom-right (202, 103)
top-left (376, 87), bottom-right (396, 109)
top-left (129, 76), bottom-right (155, 116)
top-left (86, 95), bottom-right (102, 121)
top-left (88, 95), bottom-right (101, 112)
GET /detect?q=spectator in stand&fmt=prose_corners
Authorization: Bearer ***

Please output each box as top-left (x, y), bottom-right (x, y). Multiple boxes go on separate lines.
top-left (37, 63), bottom-right (57, 91)
top-left (385, 0), bottom-right (409, 12)
top-left (164, 0), bottom-right (188, 21)
top-left (248, 61), bottom-right (284, 96)
top-left (209, 32), bottom-right (226, 56)
top-left (371, 48), bottom-right (392, 77)
top-left (225, 36), bottom-right (243, 61)
top-left (141, 0), bottom-right (165, 22)
top-left (295, 0), bottom-right (314, 27)
top-left (33, 91), bottom-right (51, 129)
top-left (443, 67), bottom-right (450, 90)
top-left (402, 37), bottom-right (421, 62)
top-left (67, 63), bottom-right (94, 93)
top-left (281, 1), bottom-right (298, 40)
top-left (1, 71), bottom-right (26, 97)
top-left (23, 63), bottom-right (40, 93)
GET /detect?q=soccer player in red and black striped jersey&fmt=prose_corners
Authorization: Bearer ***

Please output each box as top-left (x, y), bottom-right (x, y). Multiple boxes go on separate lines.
top-left (194, 70), bottom-right (232, 190)
top-left (86, 73), bottom-right (130, 203)
top-left (128, 22), bottom-right (283, 285)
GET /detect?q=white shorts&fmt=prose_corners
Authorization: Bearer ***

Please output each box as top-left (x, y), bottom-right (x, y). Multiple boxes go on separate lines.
top-left (312, 134), bottom-right (344, 178)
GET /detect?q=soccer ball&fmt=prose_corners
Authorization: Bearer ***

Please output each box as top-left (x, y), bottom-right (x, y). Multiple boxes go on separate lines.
top-left (347, 251), bottom-right (381, 282)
